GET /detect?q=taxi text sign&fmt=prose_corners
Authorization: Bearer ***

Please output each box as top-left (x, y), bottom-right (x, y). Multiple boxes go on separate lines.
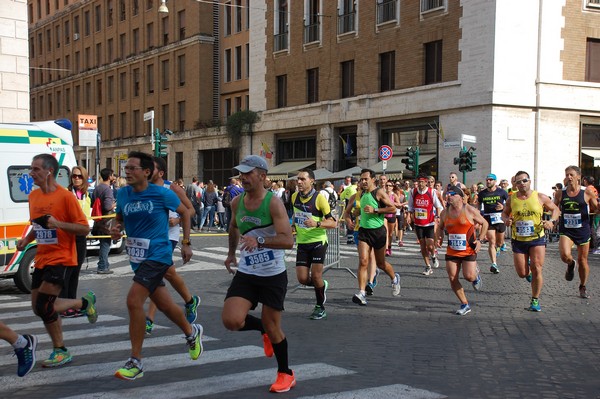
top-left (78, 114), bottom-right (98, 147)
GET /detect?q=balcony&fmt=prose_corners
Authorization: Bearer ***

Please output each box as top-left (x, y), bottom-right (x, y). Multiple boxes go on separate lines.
top-left (377, 0), bottom-right (397, 24)
top-left (338, 12), bottom-right (356, 35)
top-left (274, 31), bottom-right (288, 52)
top-left (304, 23), bottom-right (320, 44)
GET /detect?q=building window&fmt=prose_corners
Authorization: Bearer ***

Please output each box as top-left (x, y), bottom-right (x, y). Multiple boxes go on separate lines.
top-left (65, 54), bottom-right (70, 75)
top-left (48, 94), bottom-right (52, 116)
top-left (84, 10), bottom-right (90, 36)
top-left (133, 110), bottom-right (140, 135)
top-left (56, 90), bottom-right (62, 114)
top-left (119, 0), bottom-right (126, 21)
top-left (341, 60), bottom-right (354, 98)
top-left (235, 96), bottom-right (242, 112)
top-left (47, 61), bottom-right (52, 81)
top-left (225, 98), bottom-right (232, 117)
top-left (133, 28), bottom-right (139, 54)
top-left (274, 0), bottom-right (288, 51)
top-left (65, 20), bottom-right (70, 44)
top-left (46, 28), bottom-right (51, 51)
top-left (94, 4), bottom-right (101, 32)
top-left (74, 14), bottom-right (80, 36)
top-left (178, 10), bottom-right (186, 40)
top-left (65, 88), bottom-right (71, 111)
top-left (175, 152), bottom-right (183, 179)
top-left (307, 68), bottom-right (319, 104)
top-left (235, 46), bottom-right (242, 80)
top-left (245, 43), bottom-right (250, 78)
top-left (161, 59), bottom-right (170, 90)
top-left (75, 85), bottom-right (80, 106)
top-left (108, 75), bottom-right (114, 102)
top-left (276, 74), bottom-right (287, 108)
top-left (178, 101), bottom-right (185, 131)
top-left (84, 47), bottom-right (90, 69)
top-left (424, 40), bottom-right (442, 84)
top-left (107, 38), bottom-right (114, 62)
top-left (178, 54), bottom-right (186, 86)
top-left (108, 114), bottom-right (114, 139)
top-left (162, 16), bottom-right (169, 45)
top-left (97, 79), bottom-right (103, 105)
top-left (75, 51), bottom-right (80, 72)
top-left (377, 0), bottom-right (398, 24)
top-left (96, 42), bottom-right (102, 66)
top-left (147, 22), bottom-right (154, 48)
top-left (147, 64), bottom-right (154, 93)
top-left (133, 0), bottom-right (139, 16)
top-left (421, 0), bottom-right (444, 12)
top-left (119, 33), bottom-right (126, 59)
top-left (586, 38), bottom-right (600, 83)
top-left (120, 71), bottom-right (127, 99)
top-left (278, 137), bottom-right (317, 162)
top-left (304, 0), bottom-right (320, 44)
top-left (85, 81), bottom-right (91, 108)
top-left (224, 48), bottom-right (231, 82)
top-left (107, 0), bottom-right (113, 26)
top-left (380, 51), bottom-right (395, 92)
top-left (245, 94), bottom-right (249, 110)
top-left (162, 104), bottom-right (169, 130)
top-left (56, 58), bottom-right (61, 79)
top-left (235, 0), bottom-right (242, 32)
top-left (225, 1), bottom-right (232, 36)
top-left (55, 25), bottom-right (61, 48)
top-left (338, 0), bottom-right (356, 34)
top-left (146, 0), bottom-right (153, 11)
top-left (133, 68), bottom-right (140, 96)
top-left (120, 112), bottom-right (127, 135)
top-left (38, 33), bottom-right (42, 55)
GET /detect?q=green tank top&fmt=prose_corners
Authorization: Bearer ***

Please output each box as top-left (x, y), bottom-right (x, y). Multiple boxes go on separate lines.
top-left (360, 189), bottom-right (384, 229)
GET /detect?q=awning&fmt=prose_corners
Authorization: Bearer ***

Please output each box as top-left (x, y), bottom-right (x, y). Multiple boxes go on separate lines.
top-left (313, 168), bottom-right (334, 180)
top-left (329, 166), bottom-right (363, 180)
top-left (267, 160), bottom-right (315, 180)
top-left (582, 149), bottom-right (600, 167)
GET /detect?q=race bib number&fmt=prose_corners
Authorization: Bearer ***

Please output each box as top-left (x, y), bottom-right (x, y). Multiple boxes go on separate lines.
top-left (294, 211), bottom-right (313, 229)
top-left (414, 208), bottom-right (428, 220)
top-left (563, 213), bottom-right (582, 229)
top-left (243, 249), bottom-right (275, 268)
top-left (448, 234), bottom-right (467, 251)
top-left (515, 220), bottom-right (535, 237)
top-left (33, 224), bottom-right (58, 245)
top-left (489, 212), bottom-right (503, 225)
top-left (126, 237), bottom-right (151, 263)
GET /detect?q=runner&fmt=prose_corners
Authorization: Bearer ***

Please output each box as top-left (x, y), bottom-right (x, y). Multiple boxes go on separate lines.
top-left (222, 155), bottom-right (296, 393)
top-left (144, 156), bottom-right (201, 335)
top-left (111, 151), bottom-right (202, 380)
top-left (477, 173), bottom-right (509, 274)
top-left (553, 166), bottom-right (598, 298)
top-left (408, 173), bottom-right (444, 276)
top-left (16, 153), bottom-right (97, 368)
top-left (436, 186), bottom-right (488, 315)
top-left (383, 179), bottom-right (401, 256)
top-left (0, 321), bottom-right (37, 377)
top-left (349, 169), bottom-right (401, 306)
top-left (501, 171), bottom-right (559, 312)
top-left (292, 169), bottom-right (337, 320)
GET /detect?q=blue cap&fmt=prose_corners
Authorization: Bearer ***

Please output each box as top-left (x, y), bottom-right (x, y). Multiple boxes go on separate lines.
top-left (486, 174), bottom-right (497, 180)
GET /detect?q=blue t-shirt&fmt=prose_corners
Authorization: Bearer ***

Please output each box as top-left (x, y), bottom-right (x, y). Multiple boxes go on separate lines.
top-left (116, 183), bottom-right (180, 270)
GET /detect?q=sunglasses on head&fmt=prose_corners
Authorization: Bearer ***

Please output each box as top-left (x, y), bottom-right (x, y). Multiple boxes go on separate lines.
top-left (447, 191), bottom-right (457, 196)
top-left (515, 178), bottom-right (530, 184)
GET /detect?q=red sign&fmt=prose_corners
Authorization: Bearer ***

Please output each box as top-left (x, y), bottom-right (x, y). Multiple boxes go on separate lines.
top-left (379, 145), bottom-right (393, 161)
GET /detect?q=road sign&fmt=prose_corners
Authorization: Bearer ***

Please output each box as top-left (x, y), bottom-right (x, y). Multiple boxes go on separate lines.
top-left (379, 145), bottom-right (393, 161)
top-left (143, 110), bottom-right (155, 121)
top-left (443, 140), bottom-right (461, 149)
top-left (78, 114), bottom-right (98, 147)
top-left (382, 160), bottom-right (387, 171)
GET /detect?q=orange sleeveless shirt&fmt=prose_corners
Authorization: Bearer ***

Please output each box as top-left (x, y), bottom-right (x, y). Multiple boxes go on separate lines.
top-left (444, 206), bottom-right (476, 257)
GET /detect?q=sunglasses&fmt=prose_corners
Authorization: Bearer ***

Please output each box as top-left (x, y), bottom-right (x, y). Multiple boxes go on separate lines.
top-left (486, 178), bottom-right (494, 181)
top-left (515, 178), bottom-right (530, 184)
top-left (72, 174), bottom-right (83, 179)
top-left (447, 191), bottom-right (457, 196)
top-left (386, 184), bottom-right (393, 187)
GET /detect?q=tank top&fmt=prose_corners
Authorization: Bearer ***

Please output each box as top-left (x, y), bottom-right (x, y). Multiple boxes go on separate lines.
top-left (510, 190), bottom-right (545, 241)
top-left (386, 193), bottom-right (396, 218)
top-left (412, 188), bottom-right (436, 226)
top-left (444, 206), bottom-right (476, 257)
top-left (559, 187), bottom-right (590, 234)
top-left (292, 191), bottom-right (328, 244)
top-left (235, 191), bottom-right (286, 276)
top-left (360, 189), bottom-right (385, 229)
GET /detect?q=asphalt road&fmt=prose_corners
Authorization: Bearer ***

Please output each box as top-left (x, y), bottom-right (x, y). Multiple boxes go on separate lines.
top-left (1, 231), bottom-right (599, 398)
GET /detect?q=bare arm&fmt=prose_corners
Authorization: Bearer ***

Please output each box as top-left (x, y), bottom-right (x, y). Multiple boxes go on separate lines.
top-left (540, 193), bottom-right (559, 231)
top-left (175, 201), bottom-right (193, 264)
top-left (224, 196), bottom-right (241, 274)
top-left (501, 195), bottom-right (513, 226)
top-left (585, 187), bottom-right (598, 213)
top-left (343, 194), bottom-right (357, 231)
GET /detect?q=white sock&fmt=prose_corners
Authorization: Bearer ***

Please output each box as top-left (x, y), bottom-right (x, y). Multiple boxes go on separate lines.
top-left (12, 335), bottom-right (27, 349)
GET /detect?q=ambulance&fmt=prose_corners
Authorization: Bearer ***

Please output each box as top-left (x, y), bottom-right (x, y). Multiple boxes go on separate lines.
top-left (0, 119), bottom-right (77, 293)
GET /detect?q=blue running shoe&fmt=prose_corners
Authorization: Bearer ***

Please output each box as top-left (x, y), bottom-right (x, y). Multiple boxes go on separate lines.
top-left (528, 298), bottom-right (541, 312)
top-left (456, 304), bottom-right (471, 316)
top-left (185, 295), bottom-right (201, 324)
top-left (365, 282), bottom-right (374, 296)
top-left (472, 275), bottom-right (482, 291)
top-left (500, 243), bottom-right (507, 252)
top-left (145, 317), bottom-right (154, 335)
top-left (15, 334), bottom-right (37, 377)
top-left (372, 269), bottom-right (380, 288)
top-left (525, 272), bottom-right (533, 283)
top-left (490, 263), bottom-right (499, 274)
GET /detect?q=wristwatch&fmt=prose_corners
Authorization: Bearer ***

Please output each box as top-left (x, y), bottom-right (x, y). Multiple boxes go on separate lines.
top-left (316, 221), bottom-right (321, 228)
top-left (181, 239), bottom-right (192, 246)
top-left (256, 236), bottom-right (265, 249)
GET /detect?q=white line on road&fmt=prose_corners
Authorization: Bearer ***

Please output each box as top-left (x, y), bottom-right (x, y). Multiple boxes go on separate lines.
top-left (295, 383), bottom-right (446, 399)
top-left (7, 314), bottom-right (124, 331)
top-left (60, 362), bottom-right (355, 399)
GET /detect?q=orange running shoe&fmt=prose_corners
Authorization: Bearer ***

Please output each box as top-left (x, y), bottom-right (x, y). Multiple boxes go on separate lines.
top-left (269, 371), bottom-right (296, 393)
top-left (262, 333), bottom-right (274, 358)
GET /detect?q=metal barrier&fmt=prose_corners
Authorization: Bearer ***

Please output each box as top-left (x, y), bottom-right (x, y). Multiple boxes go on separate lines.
top-left (323, 226), bottom-right (356, 278)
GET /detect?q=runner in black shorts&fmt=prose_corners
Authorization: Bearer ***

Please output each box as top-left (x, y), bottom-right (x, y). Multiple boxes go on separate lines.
top-left (477, 173), bottom-right (509, 274)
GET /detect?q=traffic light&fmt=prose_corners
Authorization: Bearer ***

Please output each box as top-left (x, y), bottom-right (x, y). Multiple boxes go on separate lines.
top-left (154, 128), bottom-right (172, 158)
top-left (466, 147), bottom-right (477, 172)
top-left (457, 147), bottom-right (469, 172)
top-left (401, 146), bottom-right (419, 175)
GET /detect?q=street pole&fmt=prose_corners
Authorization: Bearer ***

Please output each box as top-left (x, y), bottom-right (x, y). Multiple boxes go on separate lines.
top-left (462, 146), bottom-right (467, 184)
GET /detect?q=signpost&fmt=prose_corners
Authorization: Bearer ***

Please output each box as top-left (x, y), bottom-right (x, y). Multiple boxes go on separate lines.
top-left (379, 145), bottom-right (393, 174)
top-left (144, 110), bottom-right (155, 152)
top-left (78, 114), bottom-right (98, 175)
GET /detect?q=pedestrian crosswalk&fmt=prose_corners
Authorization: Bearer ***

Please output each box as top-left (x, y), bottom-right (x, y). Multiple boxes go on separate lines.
top-left (0, 295), bottom-right (447, 399)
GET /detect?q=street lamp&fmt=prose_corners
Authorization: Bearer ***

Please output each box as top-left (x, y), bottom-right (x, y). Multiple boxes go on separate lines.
top-left (158, 0), bottom-right (168, 13)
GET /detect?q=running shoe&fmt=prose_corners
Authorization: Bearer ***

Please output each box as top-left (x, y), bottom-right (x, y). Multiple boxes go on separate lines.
top-left (60, 308), bottom-right (78, 318)
top-left (42, 348), bottom-right (72, 368)
top-left (186, 324), bottom-right (204, 360)
top-left (145, 317), bottom-right (154, 335)
top-left (82, 291), bottom-right (98, 324)
top-left (15, 334), bottom-right (37, 377)
top-left (269, 371), bottom-right (296, 393)
top-left (431, 256), bottom-right (440, 268)
top-left (422, 266), bottom-right (433, 276)
top-left (456, 304), bottom-right (471, 316)
top-left (352, 292), bottom-right (368, 306)
top-left (365, 282), bottom-right (374, 296)
top-left (496, 246), bottom-right (501, 256)
top-left (262, 333), bottom-right (274, 357)
top-left (372, 269), bottom-right (380, 287)
top-left (114, 357), bottom-right (144, 380)
top-left (528, 298), bottom-right (541, 312)
top-left (323, 280), bottom-right (329, 304)
top-left (309, 305), bottom-right (327, 320)
top-left (490, 263), bottom-right (500, 274)
top-left (185, 295), bottom-right (201, 324)
top-left (392, 273), bottom-right (401, 296)
top-left (565, 260), bottom-right (575, 281)
top-left (500, 243), bottom-right (507, 252)
top-left (525, 272), bottom-right (533, 283)
top-left (579, 285), bottom-right (590, 299)
top-left (398, 240), bottom-right (405, 247)
top-left (472, 275), bottom-right (482, 291)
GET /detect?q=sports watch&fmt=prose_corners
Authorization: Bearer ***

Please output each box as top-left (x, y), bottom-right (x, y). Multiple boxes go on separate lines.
top-left (256, 236), bottom-right (265, 249)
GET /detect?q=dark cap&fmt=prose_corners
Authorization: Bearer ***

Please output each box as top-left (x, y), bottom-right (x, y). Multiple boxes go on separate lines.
top-left (447, 185), bottom-right (465, 197)
top-left (233, 155), bottom-right (269, 173)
